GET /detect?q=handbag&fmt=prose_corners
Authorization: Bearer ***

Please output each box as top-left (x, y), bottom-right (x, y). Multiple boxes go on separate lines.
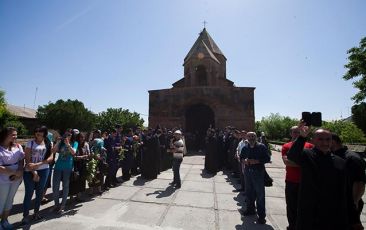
top-left (264, 169), bottom-right (273, 187)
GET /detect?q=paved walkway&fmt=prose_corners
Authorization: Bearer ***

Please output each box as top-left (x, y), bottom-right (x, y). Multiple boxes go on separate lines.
top-left (8, 150), bottom-right (366, 229)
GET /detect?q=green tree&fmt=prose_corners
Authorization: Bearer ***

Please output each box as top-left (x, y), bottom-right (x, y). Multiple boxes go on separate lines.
top-left (36, 99), bottom-right (96, 132)
top-left (344, 37), bottom-right (366, 103)
top-left (95, 108), bottom-right (144, 133)
top-left (3, 118), bottom-right (28, 136)
top-left (257, 113), bottom-right (298, 141)
top-left (351, 102), bottom-right (366, 135)
top-left (0, 90), bottom-right (7, 126)
top-left (323, 120), bottom-right (366, 143)
top-left (0, 90), bottom-right (28, 135)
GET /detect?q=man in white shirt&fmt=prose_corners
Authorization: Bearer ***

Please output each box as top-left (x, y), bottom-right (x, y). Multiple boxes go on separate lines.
top-left (236, 130), bottom-right (247, 192)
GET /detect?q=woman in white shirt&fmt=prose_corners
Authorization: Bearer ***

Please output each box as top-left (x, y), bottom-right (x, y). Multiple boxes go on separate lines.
top-left (22, 126), bottom-right (53, 224)
top-left (0, 127), bottom-right (24, 230)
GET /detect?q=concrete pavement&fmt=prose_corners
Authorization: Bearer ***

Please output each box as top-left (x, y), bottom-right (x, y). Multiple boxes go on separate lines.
top-left (7, 150), bottom-right (366, 229)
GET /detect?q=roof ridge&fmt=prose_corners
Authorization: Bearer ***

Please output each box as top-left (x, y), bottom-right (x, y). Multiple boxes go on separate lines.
top-left (201, 40), bottom-right (220, 63)
top-left (184, 28), bottom-right (225, 62)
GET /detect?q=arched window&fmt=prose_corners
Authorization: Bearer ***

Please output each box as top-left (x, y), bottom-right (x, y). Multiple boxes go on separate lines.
top-left (195, 65), bottom-right (207, 86)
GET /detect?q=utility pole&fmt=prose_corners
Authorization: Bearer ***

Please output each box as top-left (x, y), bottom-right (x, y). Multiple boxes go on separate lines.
top-left (33, 87), bottom-right (38, 109)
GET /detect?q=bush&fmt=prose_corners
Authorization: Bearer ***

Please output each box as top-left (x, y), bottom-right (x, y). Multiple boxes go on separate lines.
top-left (95, 108), bottom-right (144, 133)
top-left (37, 99), bottom-right (96, 132)
top-left (323, 120), bottom-right (366, 144)
top-left (256, 113), bottom-right (298, 141)
top-left (3, 119), bottom-right (28, 136)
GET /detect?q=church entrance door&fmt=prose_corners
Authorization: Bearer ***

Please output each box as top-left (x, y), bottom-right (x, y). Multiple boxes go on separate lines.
top-left (185, 104), bottom-right (214, 151)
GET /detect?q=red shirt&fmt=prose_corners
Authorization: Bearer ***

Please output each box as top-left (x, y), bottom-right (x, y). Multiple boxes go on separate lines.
top-left (281, 141), bottom-right (314, 183)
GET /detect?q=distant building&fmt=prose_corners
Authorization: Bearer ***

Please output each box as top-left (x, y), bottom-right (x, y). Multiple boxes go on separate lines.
top-left (342, 115), bottom-right (353, 122)
top-left (148, 28), bottom-right (255, 145)
top-left (6, 104), bottom-right (38, 132)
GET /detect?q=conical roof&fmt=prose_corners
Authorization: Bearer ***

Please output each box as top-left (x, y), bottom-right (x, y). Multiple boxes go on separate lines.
top-left (184, 28), bottom-right (225, 63)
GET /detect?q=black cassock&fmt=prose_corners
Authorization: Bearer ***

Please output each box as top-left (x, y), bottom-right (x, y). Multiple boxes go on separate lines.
top-left (141, 135), bottom-right (159, 179)
top-left (205, 135), bottom-right (219, 174)
top-left (217, 134), bottom-right (225, 170)
top-left (229, 137), bottom-right (240, 174)
top-left (158, 134), bottom-right (170, 171)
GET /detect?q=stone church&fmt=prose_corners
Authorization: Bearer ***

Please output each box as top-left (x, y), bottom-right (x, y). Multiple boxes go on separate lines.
top-left (148, 28), bottom-right (255, 138)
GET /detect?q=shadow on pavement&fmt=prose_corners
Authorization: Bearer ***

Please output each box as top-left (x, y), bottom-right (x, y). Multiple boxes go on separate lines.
top-left (132, 176), bottom-right (149, 186)
top-left (14, 201), bottom-right (82, 230)
top-left (146, 185), bottom-right (176, 198)
top-left (222, 170), bottom-right (275, 230)
top-left (236, 215), bottom-right (275, 230)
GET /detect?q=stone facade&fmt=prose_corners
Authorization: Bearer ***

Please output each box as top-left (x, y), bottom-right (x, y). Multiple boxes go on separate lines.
top-left (148, 28), bottom-right (255, 132)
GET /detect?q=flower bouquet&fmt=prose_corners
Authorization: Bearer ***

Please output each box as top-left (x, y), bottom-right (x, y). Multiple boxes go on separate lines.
top-left (86, 157), bottom-right (99, 184)
top-left (118, 147), bottom-right (126, 161)
top-left (86, 145), bottom-right (101, 185)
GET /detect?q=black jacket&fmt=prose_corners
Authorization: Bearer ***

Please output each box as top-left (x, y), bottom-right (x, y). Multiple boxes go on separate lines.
top-left (287, 136), bottom-right (348, 230)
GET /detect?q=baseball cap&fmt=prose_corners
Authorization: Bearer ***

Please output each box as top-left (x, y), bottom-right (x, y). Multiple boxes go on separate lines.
top-left (174, 130), bottom-right (182, 135)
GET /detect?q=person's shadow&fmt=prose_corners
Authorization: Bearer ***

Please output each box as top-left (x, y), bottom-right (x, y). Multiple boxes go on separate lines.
top-left (146, 185), bottom-right (176, 198)
top-left (132, 176), bottom-right (149, 186)
top-left (14, 202), bottom-right (81, 230)
top-left (235, 215), bottom-right (275, 230)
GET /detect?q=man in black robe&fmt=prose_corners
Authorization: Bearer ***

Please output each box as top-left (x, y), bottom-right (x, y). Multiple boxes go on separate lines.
top-left (141, 130), bottom-right (159, 180)
top-left (205, 129), bottom-right (219, 174)
top-left (287, 124), bottom-right (348, 230)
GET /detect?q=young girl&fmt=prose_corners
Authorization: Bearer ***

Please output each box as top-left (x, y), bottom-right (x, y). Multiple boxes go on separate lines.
top-left (51, 129), bottom-right (78, 214)
top-left (88, 130), bottom-right (106, 195)
top-left (22, 126), bottom-right (53, 224)
top-left (69, 132), bottom-right (90, 201)
top-left (0, 127), bottom-right (24, 229)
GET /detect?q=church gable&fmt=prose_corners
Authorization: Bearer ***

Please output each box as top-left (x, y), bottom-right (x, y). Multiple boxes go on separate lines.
top-left (149, 28), bottom-right (255, 137)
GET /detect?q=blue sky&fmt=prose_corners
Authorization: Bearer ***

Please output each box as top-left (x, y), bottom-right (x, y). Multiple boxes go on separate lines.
top-left (1, 0), bottom-right (365, 125)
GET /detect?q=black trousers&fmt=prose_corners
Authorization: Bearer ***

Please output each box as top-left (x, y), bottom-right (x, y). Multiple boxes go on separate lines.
top-left (285, 181), bottom-right (299, 230)
top-left (121, 152), bottom-right (133, 180)
top-left (172, 158), bottom-right (183, 186)
top-left (238, 161), bottom-right (245, 190)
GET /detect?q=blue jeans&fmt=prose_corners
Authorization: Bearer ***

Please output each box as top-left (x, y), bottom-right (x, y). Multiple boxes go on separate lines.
top-left (0, 180), bottom-right (21, 214)
top-left (172, 158), bottom-right (183, 186)
top-left (23, 168), bottom-right (50, 217)
top-left (52, 169), bottom-right (71, 207)
top-left (244, 166), bottom-right (266, 219)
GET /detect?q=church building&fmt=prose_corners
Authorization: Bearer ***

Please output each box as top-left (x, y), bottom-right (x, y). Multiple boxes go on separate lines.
top-left (148, 28), bottom-right (255, 138)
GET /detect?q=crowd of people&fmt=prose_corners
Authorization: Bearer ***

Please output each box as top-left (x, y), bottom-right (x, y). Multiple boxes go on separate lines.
top-left (284, 123), bottom-right (365, 230)
top-left (202, 127), bottom-right (272, 224)
top-left (0, 124), bottom-right (185, 229)
top-left (203, 124), bottom-right (365, 229)
top-left (0, 122), bottom-right (365, 230)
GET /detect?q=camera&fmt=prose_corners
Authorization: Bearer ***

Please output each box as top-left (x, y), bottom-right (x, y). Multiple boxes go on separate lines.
top-left (302, 112), bottom-right (322, 127)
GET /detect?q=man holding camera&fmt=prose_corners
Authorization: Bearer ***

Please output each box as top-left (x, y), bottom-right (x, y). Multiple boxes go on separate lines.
top-left (287, 123), bottom-right (348, 230)
top-left (281, 126), bottom-right (313, 230)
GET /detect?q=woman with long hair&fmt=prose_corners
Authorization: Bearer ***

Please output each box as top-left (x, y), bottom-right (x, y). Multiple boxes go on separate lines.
top-left (88, 130), bottom-right (106, 195)
top-left (51, 129), bottom-right (78, 214)
top-left (22, 126), bottom-right (53, 224)
top-left (69, 131), bottom-right (90, 201)
top-left (41, 127), bottom-right (54, 204)
top-left (0, 127), bottom-right (24, 229)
